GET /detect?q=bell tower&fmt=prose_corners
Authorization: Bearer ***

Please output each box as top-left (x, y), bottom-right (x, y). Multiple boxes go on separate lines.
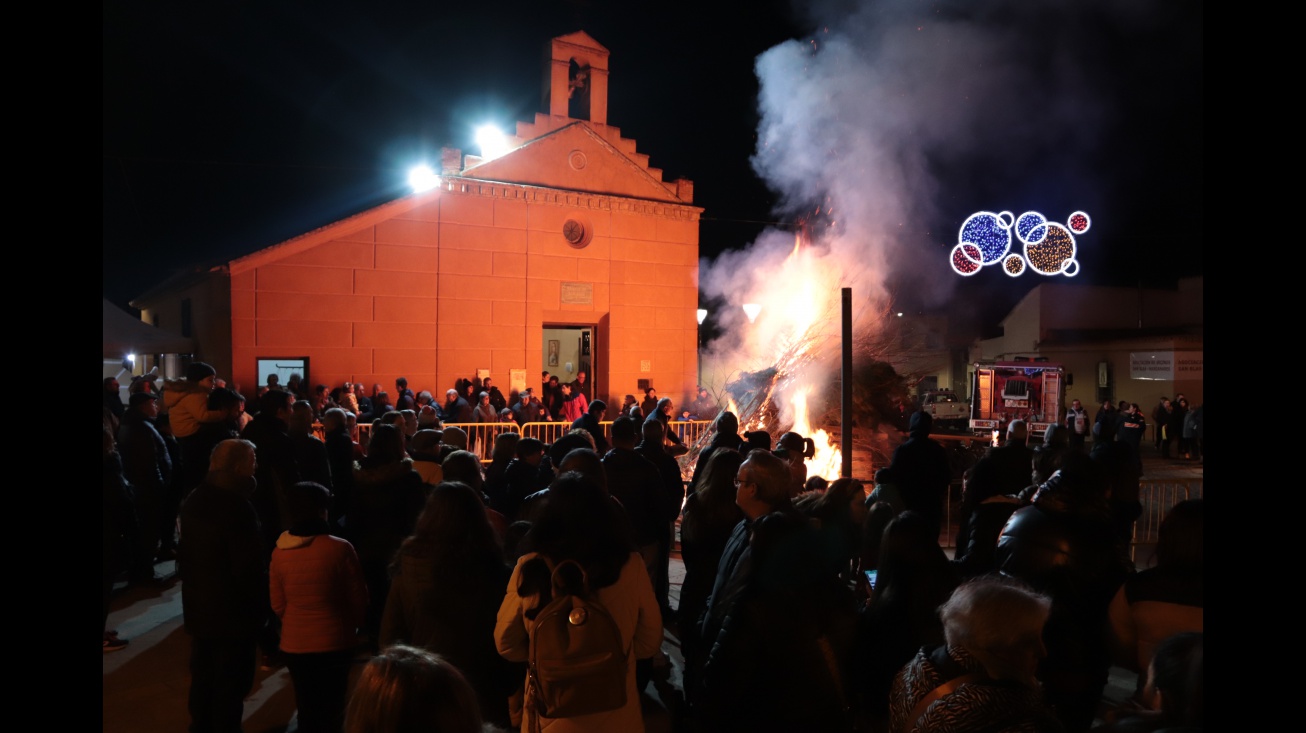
top-left (542, 31), bottom-right (609, 125)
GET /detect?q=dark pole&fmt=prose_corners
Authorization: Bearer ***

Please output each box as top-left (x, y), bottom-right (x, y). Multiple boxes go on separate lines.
top-left (841, 287), bottom-right (853, 478)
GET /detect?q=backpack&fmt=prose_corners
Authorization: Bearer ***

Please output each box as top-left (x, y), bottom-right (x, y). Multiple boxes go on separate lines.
top-left (527, 559), bottom-right (629, 720)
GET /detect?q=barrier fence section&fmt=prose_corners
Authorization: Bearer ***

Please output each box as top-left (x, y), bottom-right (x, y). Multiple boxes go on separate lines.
top-left (1130, 479), bottom-right (1203, 561)
top-left (313, 419), bottom-right (714, 464)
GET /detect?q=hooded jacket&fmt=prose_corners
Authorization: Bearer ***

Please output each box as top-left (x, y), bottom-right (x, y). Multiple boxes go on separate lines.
top-left (163, 378), bottom-right (225, 438)
top-left (270, 523), bottom-right (368, 654)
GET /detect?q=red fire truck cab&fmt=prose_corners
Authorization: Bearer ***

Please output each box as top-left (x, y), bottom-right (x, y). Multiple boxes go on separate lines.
top-left (969, 360), bottom-right (1066, 440)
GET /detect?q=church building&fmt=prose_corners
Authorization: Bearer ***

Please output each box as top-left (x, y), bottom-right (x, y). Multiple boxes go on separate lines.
top-left (132, 31), bottom-right (703, 407)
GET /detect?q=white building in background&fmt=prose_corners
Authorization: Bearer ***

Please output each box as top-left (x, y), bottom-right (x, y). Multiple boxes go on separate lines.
top-left (970, 277), bottom-right (1203, 410)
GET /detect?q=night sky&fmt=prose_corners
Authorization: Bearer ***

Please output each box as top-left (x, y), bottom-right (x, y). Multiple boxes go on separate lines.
top-left (103, 1), bottom-right (1202, 334)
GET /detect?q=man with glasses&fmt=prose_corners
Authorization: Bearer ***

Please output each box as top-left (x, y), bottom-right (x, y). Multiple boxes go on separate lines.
top-left (687, 450), bottom-right (795, 705)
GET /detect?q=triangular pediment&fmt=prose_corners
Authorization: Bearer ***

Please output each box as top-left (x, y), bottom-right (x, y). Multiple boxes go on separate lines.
top-left (461, 123), bottom-right (683, 203)
top-left (554, 30), bottom-right (607, 53)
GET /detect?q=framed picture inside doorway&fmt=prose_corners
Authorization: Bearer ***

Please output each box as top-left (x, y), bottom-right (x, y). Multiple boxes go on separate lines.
top-left (547, 340), bottom-right (560, 367)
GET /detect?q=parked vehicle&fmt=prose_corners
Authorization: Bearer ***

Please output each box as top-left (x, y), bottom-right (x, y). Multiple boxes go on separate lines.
top-left (920, 389), bottom-right (968, 429)
top-left (969, 360), bottom-right (1066, 441)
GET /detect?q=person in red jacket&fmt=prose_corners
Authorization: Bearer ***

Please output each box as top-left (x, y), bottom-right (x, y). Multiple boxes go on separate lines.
top-left (270, 481), bottom-right (368, 733)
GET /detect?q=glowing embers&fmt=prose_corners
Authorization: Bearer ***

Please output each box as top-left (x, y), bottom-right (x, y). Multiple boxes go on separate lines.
top-left (949, 210), bottom-right (1090, 278)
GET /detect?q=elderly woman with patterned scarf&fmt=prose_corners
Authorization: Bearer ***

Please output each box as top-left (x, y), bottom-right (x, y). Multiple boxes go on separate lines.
top-left (890, 575), bottom-right (1064, 733)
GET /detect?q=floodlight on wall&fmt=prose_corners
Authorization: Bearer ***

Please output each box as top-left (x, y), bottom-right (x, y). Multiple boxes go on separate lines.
top-left (475, 124), bottom-right (510, 161)
top-left (696, 309), bottom-right (708, 325)
top-left (408, 165), bottom-right (440, 193)
top-left (742, 303), bottom-right (762, 324)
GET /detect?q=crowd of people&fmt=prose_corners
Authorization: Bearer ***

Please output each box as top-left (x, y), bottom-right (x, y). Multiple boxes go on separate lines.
top-left (102, 366), bottom-right (1202, 733)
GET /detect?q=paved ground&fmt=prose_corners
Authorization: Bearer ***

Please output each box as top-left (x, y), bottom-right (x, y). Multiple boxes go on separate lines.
top-left (103, 448), bottom-right (1201, 732)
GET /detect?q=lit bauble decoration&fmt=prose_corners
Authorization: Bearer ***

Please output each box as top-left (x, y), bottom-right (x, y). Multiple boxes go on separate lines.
top-left (1023, 222), bottom-right (1077, 275)
top-left (1016, 211), bottom-right (1047, 244)
top-left (948, 209), bottom-right (1089, 278)
top-left (958, 210), bottom-right (1014, 265)
top-left (950, 243), bottom-right (982, 275)
top-left (1003, 254), bottom-right (1026, 276)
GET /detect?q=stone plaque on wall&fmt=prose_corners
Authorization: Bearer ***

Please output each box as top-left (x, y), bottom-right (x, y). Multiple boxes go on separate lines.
top-left (509, 369), bottom-right (527, 395)
top-left (560, 282), bottom-right (593, 305)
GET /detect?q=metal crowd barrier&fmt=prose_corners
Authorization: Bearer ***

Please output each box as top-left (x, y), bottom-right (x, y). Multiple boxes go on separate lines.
top-left (936, 478), bottom-right (1203, 559)
top-left (1130, 479), bottom-right (1203, 561)
top-left (312, 418), bottom-right (713, 464)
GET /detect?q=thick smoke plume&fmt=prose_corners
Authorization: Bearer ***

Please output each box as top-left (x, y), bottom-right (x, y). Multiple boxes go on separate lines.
top-left (698, 0), bottom-right (1158, 429)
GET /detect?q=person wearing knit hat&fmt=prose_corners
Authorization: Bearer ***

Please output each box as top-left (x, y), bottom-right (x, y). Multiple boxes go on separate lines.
top-left (165, 362), bottom-right (226, 440)
top-left (186, 361), bottom-right (217, 383)
top-left (165, 362), bottom-right (231, 503)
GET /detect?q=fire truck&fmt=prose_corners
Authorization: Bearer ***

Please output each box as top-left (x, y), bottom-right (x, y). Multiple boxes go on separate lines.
top-left (969, 360), bottom-right (1066, 440)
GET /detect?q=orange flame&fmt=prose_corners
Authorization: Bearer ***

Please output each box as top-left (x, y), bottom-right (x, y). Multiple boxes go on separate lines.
top-left (790, 387), bottom-right (843, 482)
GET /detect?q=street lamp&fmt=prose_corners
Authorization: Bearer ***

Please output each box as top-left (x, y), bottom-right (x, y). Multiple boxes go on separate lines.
top-left (696, 309), bottom-right (708, 386)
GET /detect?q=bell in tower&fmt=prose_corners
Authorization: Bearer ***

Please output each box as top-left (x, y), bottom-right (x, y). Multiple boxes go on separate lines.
top-left (543, 31), bottom-right (609, 125)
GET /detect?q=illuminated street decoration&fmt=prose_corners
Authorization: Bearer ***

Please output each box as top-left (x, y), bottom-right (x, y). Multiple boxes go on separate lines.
top-left (949, 210), bottom-right (1091, 277)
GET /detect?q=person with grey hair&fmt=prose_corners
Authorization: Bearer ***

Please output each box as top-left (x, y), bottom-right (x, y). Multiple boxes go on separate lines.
top-left (693, 450), bottom-right (796, 696)
top-left (178, 438), bottom-right (268, 733)
top-left (889, 575), bottom-right (1061, 733)
top-left (471, 391), bottom-right (497, 423)
top-left (441, 388), bottom-right (473, 424)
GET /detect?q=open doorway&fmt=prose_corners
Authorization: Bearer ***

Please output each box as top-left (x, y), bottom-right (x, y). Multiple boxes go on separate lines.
top-left (542, 325), bottom-right (595, 401)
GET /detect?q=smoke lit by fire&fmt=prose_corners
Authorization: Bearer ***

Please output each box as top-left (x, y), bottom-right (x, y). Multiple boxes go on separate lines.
top-left (694, 1), bottom-right (1150, 481)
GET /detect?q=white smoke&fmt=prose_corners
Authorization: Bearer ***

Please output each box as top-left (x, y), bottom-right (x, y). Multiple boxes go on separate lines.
top-left (698, 0), bottom-right (1157, 425)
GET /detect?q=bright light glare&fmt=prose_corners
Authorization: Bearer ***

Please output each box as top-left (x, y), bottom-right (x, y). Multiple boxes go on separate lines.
top-left (408, 165), bottom-right (440, 193)
top-left (126, 353), bottom-right (136, 362)
top-left (696, 309), bottom-right (708, 325)
top-left (475, 124), bottom-right (511, 161)
top-left (742, 303), bottom-right (762, 324)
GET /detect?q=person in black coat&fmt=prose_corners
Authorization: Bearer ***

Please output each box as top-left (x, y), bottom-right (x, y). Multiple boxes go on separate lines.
top-left (350, 423), bottom-right (428, 641)
top-left (696, 510), bottom-right (855, 732)
top-left (116, 391), bottom-right (172, 583)
top-left (601, 417), bottom-right (665, 582)
top-left (884, 411), bottom-right (952, 537)
top-left (995, 452), bottom-right (1132, 732)
top-left (636, 418), bottom-right (689, 616)
top-left (103, 426), bottom-right (139, 650)
top-left (288, 401), bottom-right (333, 493)
top-left (321, 408), bottom-right (357, 531)
top-left (178, 438), bottom-right (268, 733)
top-left (571, 399), bottom-right (610, 456)
top-left (690, 411), bottom-right (745, 490)
top-left (440, 388), bottom-right (473, 424)
top-left (241, 389), bottom-right (302, 551)
top-left (954, 419), bottom-right (1032, 562)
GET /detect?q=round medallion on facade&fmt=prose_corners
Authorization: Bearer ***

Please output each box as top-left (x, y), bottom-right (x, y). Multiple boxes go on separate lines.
top-left (568, 150), bottom-right (588, 170)
top-left (563, 218), bottom-right (588, 247)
